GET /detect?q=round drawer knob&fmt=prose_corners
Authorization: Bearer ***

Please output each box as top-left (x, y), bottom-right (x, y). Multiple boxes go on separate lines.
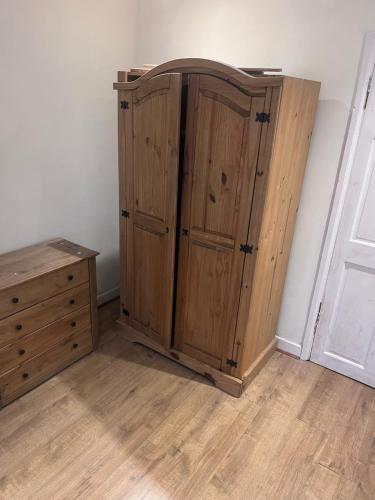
top-left (68, 275), bottom-right (74, 281)
top-left (69, 299), bottom-right (75, 305)
top-left (73, 343), bottom-right (78, 349)
top-left (22, 372), bottom-right (29, 380)
top-left (18, 349), bottom-right (25, 356)
top-left (12, 297), bottom-right (19, 304)
top-left (70, 321), bottom-right (76, 327)
top-left (16, 324), bottom-right (23, 331)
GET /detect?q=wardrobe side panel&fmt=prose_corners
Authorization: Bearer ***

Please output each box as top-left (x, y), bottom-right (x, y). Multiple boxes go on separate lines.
top-left (231, 85), bottom-right (281, 376)
top-left (240, 76), bottom-right (320, 375)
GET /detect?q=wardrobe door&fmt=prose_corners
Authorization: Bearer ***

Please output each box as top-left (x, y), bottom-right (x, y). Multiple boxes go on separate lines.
top-left (174, 74), bottom-right (265, 371)
top-left (119, 73), bottom-right (181, 347)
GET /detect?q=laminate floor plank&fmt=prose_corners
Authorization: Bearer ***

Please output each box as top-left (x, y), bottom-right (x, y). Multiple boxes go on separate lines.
top-left (2, 355), bottom-right (192, 496)
top-left (298, 369), bottom-right (375, 498)
top-left (206, 358), bottom-right (324, 499)
top-left (90, 382), bottom-right (222, 499)
top-left (36, 369), bottom-right (198, 499)
top-left (0, 336), bottom-right (159, 473)
top-left (0, 326), bottom-right (137, 441)
top-left (0, 300), bottom-right (373, 500)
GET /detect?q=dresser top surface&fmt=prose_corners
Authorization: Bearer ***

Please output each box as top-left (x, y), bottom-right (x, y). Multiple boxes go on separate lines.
top-left (0, 239), bottom-right (99, 291)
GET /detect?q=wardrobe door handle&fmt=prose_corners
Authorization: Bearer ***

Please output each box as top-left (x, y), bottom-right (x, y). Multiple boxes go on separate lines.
top-left (16, 324), bottom-right (23, 331)
top-left (72, 343), bottom-right (78, 349)
top-left (68, 275), bottom-right (74, 281)
top-left (70, 321), bottom-right (76, 328)
top-left (12, 297), bottom-right (19, 304)
top-left (18, 349), bottom-right (26, 356)
top-left (69, 299), bottom-right (75, 305)
top-left (22, 372), bottom-right (29, 380)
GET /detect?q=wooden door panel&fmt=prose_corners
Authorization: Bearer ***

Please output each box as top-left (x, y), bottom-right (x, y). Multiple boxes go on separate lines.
top-left (182, 241), bottom-right (233, 368)
top-left (133, 225), bottom-right (165, 340)
top-left (119, 73), bottom-right (181, 347)
top-left (199, 74), bottom-right (252, 114)
top-left (190, 78), bottom-right (252, 239)
top-left (133, 92), bottom-right (169, 222)
top-left (174, 75), bottom-right (266, 371)
top-left (191, 99), bottom-right (247, 238)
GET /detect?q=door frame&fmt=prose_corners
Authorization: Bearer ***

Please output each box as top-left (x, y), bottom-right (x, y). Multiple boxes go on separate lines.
top-left (301, 31), bottom-right (375, 361)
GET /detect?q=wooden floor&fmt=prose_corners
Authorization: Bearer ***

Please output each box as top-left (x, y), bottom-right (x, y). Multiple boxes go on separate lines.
top-left (0, 301), bottom-right (374, 500)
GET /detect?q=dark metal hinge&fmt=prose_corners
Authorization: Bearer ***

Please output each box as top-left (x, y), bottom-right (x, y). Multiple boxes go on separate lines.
top-left (120, 100), bottom-right (129, 109)
top-left (122, 308), bottom-right (129, 316)
top-left (226, 358), bottom-right (238, 368)
top-left (121, 209), bottom-right (130, 218)
top-left (256, 112), bottom-right (270, 123)
top-left (240, 243), bottom-right (253, 254)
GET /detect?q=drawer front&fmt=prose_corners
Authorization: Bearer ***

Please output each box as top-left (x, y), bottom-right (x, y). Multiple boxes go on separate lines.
top-left (0, 283), bottom-right (90, 348)
top-left (0, 328), bottom-right (92, 407)
top-left (0, 305), bottom-right (91, 375)
top-left (0, 261), bottom-right (89, 319)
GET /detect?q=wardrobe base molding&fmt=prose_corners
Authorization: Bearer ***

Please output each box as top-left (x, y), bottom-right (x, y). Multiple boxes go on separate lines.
top-left (117, 321), bottom-right (275, 397)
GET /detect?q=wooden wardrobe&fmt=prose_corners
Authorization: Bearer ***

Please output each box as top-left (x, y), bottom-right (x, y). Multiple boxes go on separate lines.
top-left (114, 58), bottom-right (320, 397)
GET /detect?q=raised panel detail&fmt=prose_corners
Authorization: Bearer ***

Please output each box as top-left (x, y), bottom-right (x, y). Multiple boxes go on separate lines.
top-left (190, 82), bottom-right (251, 240)
top-left (355, 143), bottom-right (375, 244)
top-left (183, 242), bottom-right (232, 367)
top-left (326, 263), bottom-right (375, 366)
top-left (133, 91), bottom-right (169, 222)
top-left (133, 226), bottom-right (165, 339)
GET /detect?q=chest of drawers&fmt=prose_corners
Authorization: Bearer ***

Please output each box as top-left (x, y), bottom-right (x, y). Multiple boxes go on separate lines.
top-left (0, 239), bottom-right (98, 407)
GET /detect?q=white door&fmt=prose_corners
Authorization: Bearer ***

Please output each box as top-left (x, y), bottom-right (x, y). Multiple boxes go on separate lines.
top-left (311, 61), bottom-right (375, 387)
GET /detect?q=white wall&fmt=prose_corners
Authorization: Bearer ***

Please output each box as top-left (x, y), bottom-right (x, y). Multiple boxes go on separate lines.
top-left (2, 1), bottom-right (374, 356)
top-left (134, 0), bottom-right (375, 355)
top-left (0, 0), bottom-right (136, 302)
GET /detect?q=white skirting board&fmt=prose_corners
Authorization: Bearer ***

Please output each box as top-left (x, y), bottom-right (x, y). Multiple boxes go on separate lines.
top-left (97, 287), bottom-right (120, 306)
top-left (275, 335), bottom-right (302, 357)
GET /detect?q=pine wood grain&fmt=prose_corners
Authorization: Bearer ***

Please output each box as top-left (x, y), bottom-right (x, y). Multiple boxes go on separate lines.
top-left (0, 328), bottom-right (92, 406)
top-left (239, 76), bottom-right (321, 372)
top-left (0, 261), bottom-right (89, 319)
top-left (0, 239), bottom-right (97, 291)
top-left (0, 240), bottom-right (98, 407)
top-left (0, 305), bottom-right (91, 374)
top-left (174, 74), bottom-right (267, 371)
top-left (114, 59), bottom-right (320, 393)
top-left (113, 57), bottom-right (283, 92)
top-left (119, 73), bottom-right (181, 348)
top-left (0, 283), bottom-right (90, 348)
top-left (0, 300), bottom-right (373, 499)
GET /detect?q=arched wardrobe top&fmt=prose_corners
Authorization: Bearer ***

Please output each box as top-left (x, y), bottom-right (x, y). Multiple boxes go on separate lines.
top-left (113, 57), bottom-right (284, 93)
